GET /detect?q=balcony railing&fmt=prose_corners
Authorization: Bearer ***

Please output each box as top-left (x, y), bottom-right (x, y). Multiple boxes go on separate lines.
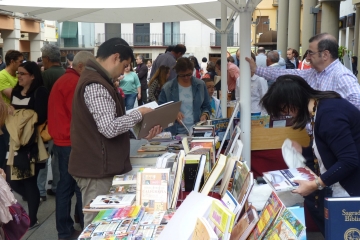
top-left (96, 33), bottom-right (185, 46)
top-left (210, 33), bottom-right (239, 47)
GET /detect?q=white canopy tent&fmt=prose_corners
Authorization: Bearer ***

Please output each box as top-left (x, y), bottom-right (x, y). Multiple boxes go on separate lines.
top-left (0, 0), bottom-right (262, 166)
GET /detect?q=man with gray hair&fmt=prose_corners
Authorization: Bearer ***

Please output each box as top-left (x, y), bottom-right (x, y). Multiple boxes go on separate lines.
top-left (38, 44), bottom-right (64, 200)
top-left (41, 44), bottom-right (65, 92)
top-left (265, 50), bottom-right (282, 87)
top-left (136, 54), bottom-right (148, 105)
top-left (48, 51), bottom-right (95, 240)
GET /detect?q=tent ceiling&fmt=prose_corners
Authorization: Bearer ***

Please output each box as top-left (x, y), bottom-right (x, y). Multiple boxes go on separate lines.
top-left (0, 0), bottom-right (236, 23)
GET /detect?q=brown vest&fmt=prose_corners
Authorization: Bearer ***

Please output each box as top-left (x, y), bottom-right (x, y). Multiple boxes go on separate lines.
top-left (69, 59), bottom-right (131, 178)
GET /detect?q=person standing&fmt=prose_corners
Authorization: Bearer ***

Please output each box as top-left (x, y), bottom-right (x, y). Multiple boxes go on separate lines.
top-left (255, 47), bottom-right (267, 67)
top-left (149, 44), bottom-right (186, 81)
top-left (48, 51), bottom-right (94, 240)
top-left (0, 50), bottom-right (23, 170)
top-left (285, 48), bottom-right (300, 69)
top-left (6, 61), bottom-right (49, 229)
top-left (68, 38), bottom-right (161, 227)
top-left (120, 64), bottom-right (141, 110)
top-left (148, 65), bottom-right (170, 103)
top-left (38, 44), bottom-right (65, 199)
top-left (135, 55), bottom-right (148, 106)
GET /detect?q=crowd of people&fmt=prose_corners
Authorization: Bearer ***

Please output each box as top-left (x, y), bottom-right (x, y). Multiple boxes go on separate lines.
top-left (0, 32), bottom-right (359, 239)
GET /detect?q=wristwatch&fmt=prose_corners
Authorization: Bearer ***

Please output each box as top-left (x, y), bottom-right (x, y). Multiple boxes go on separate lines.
top-left (315, 177), bottom-right (324, 190)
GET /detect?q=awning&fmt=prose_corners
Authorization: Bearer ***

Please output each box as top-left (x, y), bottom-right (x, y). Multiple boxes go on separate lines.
top-left (60, 21), bottom-right (77, 38)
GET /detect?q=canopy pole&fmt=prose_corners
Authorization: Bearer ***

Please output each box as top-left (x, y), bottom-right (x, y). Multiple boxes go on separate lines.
top-left (220, 3), bottom-right (228, 118)
top-left (239, 10), bottom-right (251, 168)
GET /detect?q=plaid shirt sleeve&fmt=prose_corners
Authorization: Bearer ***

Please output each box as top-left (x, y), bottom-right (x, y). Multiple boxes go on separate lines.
top-left (84, 83), bottom-right (142, 138)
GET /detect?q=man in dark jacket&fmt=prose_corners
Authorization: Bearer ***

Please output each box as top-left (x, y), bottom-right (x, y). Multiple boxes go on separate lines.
top-left (136, 55), bottom-right (148, 105)
top-left (285, 48), bottom-right (299, 69)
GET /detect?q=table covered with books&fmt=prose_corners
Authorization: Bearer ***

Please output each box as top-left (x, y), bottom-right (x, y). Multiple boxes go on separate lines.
top-left (78, 118), bottom-right (315, 239)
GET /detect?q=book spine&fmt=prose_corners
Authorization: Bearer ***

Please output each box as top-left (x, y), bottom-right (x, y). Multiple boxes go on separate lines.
top-left (136, 172), bottom-right (142, 206)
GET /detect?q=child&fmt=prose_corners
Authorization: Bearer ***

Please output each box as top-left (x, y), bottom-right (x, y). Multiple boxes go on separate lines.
top-left (203, 78), bottom-right (222, 119)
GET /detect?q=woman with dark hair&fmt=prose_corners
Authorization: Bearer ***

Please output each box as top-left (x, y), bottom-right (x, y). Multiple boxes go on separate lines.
top-left (158, 57), bottom-right (211, 135)
top-left (6, 61), bottom-right (49, 229)
top-left (189, 56), bottom-right (201, 79)
top-left (298, 50), bottom-right (311, 70)
top-left (148, 65), bottom-right (170, 103)
top-left (261, 74), bottom-right (360, 234)
top-left (119, 63), bottom-right (141, 110)
top-left (202, 61), bottom-right (217, 80)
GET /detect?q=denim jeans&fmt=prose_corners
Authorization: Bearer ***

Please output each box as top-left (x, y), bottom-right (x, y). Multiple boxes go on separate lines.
top-left (54, 145), bottom-right (84, 238)
top-left (124, 93), bottom-right (137, 110)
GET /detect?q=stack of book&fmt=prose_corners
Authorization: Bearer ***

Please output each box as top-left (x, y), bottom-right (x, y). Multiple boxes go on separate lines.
top-left (79, 206), bottom-right (176, 240)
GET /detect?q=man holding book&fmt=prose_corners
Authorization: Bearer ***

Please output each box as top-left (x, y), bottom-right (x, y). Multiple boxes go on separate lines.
top-left (69, 38), bottom-right (162, 227)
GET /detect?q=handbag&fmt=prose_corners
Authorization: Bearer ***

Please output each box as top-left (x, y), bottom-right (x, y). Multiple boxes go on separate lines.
top-left (2, 203), bottom-right (30, 240)
top-left (38, 121), bottom-right (52, 142)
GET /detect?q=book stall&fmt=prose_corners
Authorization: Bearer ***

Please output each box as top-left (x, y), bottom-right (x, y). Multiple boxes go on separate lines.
top-left (78, 101), bottom-right (358, 240)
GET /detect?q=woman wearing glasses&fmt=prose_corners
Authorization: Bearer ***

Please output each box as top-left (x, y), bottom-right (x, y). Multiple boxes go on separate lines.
top-left (261, 74), bottom-right (360, 235)
top-left (5, 61), bottom-right (49, 229)
top-left (158, 57), bottom-right (211, 135)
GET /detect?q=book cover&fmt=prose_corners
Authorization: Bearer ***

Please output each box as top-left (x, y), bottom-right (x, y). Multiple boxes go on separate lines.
top-left (112, 173), bottom-right (137, 185)
top-left (231, 161), bottom-right (250, 201)
top-left (262, 167), bottom-right (316, 192)
top-left (208, 199), bottom-right (235, 240)
top-left (230, 205), bottom-right (259, 240)
top-left (200, 154), bottom-right (227, 195)
top-left (89, 194), bottom-right (136, 209)
top-left (109, 184), bottom-right (137, 194)
top-left (193, 154), bottom-right (207, 192)
top-left (248, 191), bottom-right (285, 240)
top-left (324, 197), bottom-right (360, 240)
top-left (140, 169), bottom-right (169, 211)
top-left (208, 118), bottom-right (230, 141)
top-left (192, 217), bottom-right (218, 240)
top-left (223, 125), bottom-right (241, 156)
top-left (264, 208), bottom-right (305, 240)
top-left (221, 190), bottom-right (240, 215)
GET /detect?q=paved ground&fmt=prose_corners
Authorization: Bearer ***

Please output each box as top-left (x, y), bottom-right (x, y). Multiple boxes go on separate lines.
top-left (18, 139), bottom-right (324, 240)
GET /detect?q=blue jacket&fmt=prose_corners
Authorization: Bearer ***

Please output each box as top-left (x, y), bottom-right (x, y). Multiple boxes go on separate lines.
top-left (302, 98), bottom-right (360, 196)
top-left (158, 76), bottom-right (211, 135)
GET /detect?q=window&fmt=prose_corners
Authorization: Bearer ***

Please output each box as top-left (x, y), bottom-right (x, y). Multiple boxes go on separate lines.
top-left (163, 22), bottom-right (180, 45)
top-left (215, 19), bottom-right (234, 46)
top-left (105, 23), bottom-right (121, 41)
top-left (134, 23), bottom-right (150, 46)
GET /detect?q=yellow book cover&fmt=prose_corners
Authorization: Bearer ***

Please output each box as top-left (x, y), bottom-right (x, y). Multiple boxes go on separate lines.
top-left (209, 200), bottom-right (235, 235)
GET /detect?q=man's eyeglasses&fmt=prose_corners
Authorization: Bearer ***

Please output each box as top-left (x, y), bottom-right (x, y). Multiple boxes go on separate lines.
top-left (178, 73), bottom-right (192, 78)
top-left (308, 50), bottom-right (323, 56)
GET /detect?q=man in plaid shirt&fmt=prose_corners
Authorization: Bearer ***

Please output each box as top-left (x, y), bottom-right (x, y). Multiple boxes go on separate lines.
top-left (246, 33), bottom-right (360, 109)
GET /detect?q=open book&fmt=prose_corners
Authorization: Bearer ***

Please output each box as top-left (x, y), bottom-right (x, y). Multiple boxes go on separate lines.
top-left (127, 101), bottom-right (181, 139)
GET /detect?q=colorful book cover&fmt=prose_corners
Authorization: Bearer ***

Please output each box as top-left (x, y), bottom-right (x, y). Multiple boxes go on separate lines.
top-left (324, 197), bottom-right (360, 240)
top-left (231, 161), bottom-right (250, 200)
top-left (248, 191), bottom-right (285, 240)
top-left (208, 199), bottom-right (235, 239)
top-left (262, 167), bottom-right (316, 192)
top-left (264, 208), bottom-right (305, 240)
top-left (141, 170), bottom-right (169, 211)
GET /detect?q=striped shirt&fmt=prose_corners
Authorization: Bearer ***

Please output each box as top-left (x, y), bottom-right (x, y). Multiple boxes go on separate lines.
top-left (256, 59), bottom-right (360, 109)
top-left (84, 83), bottom-right (142, 139)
